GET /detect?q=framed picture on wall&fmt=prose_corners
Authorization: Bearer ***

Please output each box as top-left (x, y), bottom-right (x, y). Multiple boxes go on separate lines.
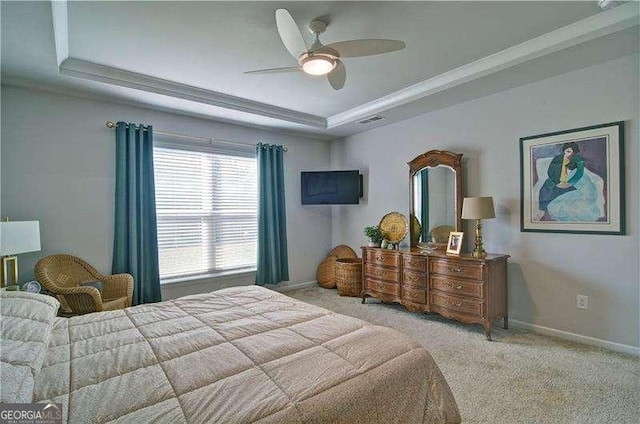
top-left (446, 232), bottom-right (464, 255)
top-left (519, 121), bottom-right (625, 235)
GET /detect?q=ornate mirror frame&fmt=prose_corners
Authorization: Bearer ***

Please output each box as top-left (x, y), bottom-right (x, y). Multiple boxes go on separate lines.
top-left (408, 150), bottom-right (464, 247)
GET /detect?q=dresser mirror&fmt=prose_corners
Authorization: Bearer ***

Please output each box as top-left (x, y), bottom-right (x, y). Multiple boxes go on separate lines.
top-left (408, 150), bottom-right (463, 247)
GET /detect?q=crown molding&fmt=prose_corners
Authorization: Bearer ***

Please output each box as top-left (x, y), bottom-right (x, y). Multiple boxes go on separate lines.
top-left (326, 2), bottom-right (639, 128)
top-left (59, 58), bottom-right (327, 129)
top-left (1, 74), bottom-right (336, 141)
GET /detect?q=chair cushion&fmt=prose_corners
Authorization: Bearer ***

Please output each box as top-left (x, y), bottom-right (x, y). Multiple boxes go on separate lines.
top-left (102, 296), bottom-right (128, 311)
top-left (0, 291), bottom-right (60, 403)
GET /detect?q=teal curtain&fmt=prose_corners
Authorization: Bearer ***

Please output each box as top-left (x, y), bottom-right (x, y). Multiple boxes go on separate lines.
top-left (112, 122), bottom-right (161, 305)
top-left (420, 169), bottom-right (430, 242)
top-left (256, 143), bottom-right (289, 285)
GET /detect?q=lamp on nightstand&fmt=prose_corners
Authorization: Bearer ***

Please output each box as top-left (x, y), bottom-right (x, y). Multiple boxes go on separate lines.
top-left (0, 220), bottom-right (41, 288)
top-left (462, 197), bottom-right (495, 258)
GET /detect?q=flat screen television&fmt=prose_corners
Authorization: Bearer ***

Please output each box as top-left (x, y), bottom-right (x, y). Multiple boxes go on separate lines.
top-left (301, 170), bottom-right (363, 205)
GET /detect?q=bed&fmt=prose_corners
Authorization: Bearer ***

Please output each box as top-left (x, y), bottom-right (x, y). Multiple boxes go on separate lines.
top-left (1, 286), bottom-right (460, 423)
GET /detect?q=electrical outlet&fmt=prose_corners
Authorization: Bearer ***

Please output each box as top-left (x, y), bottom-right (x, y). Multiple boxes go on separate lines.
top-left (577, 294), bottom-right (588, 310)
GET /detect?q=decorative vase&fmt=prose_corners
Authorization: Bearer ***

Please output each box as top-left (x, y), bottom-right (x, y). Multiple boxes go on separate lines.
top-left (380, 239), bottom-right (388, 249)
top-left (368, 239), bottom-right (381, 247)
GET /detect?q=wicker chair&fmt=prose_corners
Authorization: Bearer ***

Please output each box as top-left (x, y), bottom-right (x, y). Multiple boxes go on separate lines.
top-left (34, 254), bottom-right (133, 315)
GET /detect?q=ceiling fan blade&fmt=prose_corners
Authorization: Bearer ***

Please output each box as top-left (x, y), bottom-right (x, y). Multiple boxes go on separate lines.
top-left (327, 60), bottom-right (346, 90)
top-left (275, 9), bottom-right (307, 59)
top-left (244, 66), bottom-right (301, 75)
top-left (323, 39), bottom-right (406, 58)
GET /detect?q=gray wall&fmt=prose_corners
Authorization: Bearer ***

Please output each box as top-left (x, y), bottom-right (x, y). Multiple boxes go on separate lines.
top-left (0, 86), bottom-right (332, 298)
top-left (2, 54), bottom-right (638, 349)
top-left (330, 54), bottom-right (639, 348)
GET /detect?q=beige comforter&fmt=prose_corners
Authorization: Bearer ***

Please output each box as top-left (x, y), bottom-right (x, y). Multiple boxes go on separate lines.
top-left (32, 286), bottom-right (460, 423)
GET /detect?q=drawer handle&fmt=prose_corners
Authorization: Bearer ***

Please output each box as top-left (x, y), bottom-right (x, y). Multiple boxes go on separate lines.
top-left (447, 266), bottom-right (462, 273)
top-left (374, 270), bottom-right (385, 275)
top-left (375, 256), bottom-right (384, 262)
top-left (446, 281), bottom-right (463, 290)
top-left (448, 301), bottom-right (463, 308)
top-left (408, 261), bottom-right (420, 267)
top-left (408, 275), bottom-right (421, 282)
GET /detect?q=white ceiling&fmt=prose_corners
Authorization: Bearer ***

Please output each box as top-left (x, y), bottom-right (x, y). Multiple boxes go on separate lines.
top-left (2, 1), bottom-right (638, 139)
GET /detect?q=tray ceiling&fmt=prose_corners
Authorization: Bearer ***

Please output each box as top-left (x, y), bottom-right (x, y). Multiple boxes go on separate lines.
top-left (2, 1), bottom-right (638, 138)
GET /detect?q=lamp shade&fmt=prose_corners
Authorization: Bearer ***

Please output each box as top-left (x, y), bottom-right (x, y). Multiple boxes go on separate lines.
top-left (462, 197), bottom-right (495, 220)
top-left (0, 221), bottom-right (41, 255)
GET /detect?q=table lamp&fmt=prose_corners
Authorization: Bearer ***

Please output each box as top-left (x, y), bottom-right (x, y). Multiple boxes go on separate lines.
top-left (461, 197), bottom-right (495, 258)
top-left (0, 220), bottom-right (41, 288)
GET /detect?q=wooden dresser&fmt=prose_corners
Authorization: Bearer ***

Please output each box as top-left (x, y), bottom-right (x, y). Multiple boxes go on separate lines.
top-left (362, 247), bottom-right (509, 340)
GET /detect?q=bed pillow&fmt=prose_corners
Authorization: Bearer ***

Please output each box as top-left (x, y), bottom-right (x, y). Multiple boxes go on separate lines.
top-left (0, 290), bottom-right (60, 403)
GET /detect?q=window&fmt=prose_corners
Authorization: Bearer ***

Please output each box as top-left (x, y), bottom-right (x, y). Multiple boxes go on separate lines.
top-left (153, 143), bottom-right (257, 281)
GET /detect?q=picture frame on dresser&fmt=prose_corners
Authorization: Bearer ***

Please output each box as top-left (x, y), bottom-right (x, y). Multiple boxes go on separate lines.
top-left (520, 121), bottom-right (625, 235)
top-left (446, 232), bottom-right (463, 255)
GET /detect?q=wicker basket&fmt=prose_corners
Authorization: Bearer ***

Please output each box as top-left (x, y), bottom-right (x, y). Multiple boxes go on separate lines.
top-left (316, 245), bottom-right (358, 290)
top-left (335, 258), bottom-right (363, 297)
top-left (317, 256), bottom-right (338, 289)
top-left (327, 245), bottom-right (357, 260)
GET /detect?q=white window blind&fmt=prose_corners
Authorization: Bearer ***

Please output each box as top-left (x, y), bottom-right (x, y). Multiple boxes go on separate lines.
top-left (153, 145), bottom-right (257, 281)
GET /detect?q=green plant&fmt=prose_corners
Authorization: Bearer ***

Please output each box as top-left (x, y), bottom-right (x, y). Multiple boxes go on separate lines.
top-left (363, 225), bottom-right (384, 243)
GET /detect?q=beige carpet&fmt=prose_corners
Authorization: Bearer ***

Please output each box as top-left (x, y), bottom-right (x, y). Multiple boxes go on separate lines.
top-left (286, 286), bottom-right (640, 424)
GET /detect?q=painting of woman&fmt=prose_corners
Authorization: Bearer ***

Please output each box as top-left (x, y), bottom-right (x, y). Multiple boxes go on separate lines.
top-left (537, 141), bottom-right (604, 222)
top-left (520, 121), bottom-right (623, 234)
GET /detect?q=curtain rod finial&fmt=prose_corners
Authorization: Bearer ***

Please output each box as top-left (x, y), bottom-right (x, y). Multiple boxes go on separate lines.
top-left (106, 121), bottom-right (116, 128)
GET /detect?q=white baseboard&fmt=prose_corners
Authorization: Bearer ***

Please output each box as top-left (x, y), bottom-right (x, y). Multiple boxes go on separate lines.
top-left (268, 280), bottom-right (318, 292)
top-left (510, 319), bottom-right (640, 357)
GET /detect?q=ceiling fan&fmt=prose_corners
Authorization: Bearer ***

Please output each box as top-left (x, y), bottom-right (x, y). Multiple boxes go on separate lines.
top-left (244, 9), bottom-right (406, 90)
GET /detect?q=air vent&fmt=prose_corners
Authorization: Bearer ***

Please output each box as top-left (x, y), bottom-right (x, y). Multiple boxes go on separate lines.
top-left (358, 115), bottom-right (385, 124)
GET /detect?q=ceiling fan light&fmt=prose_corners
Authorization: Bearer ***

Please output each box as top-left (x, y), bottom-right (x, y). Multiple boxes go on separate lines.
top-left (301, 56), bottom-right (335, 76)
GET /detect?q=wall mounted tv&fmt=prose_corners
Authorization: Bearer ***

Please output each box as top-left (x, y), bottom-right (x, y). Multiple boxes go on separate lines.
top-left (301, 170), bottom-right (363, 205)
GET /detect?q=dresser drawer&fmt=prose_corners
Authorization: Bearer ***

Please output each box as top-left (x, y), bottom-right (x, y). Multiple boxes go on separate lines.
top-left (364, 264), bottom-right (400, 283)
top-left (431, 292), bottom-right (483, 316)
top-left (365, 278), bottom-right (400, 297)
top-left (401, 286), bottom-right (426, 304)
top-left (402, 269), bottom-right (426, 288)
top-left (429, 258), bottom-right (483, 280)
top-left (403, 254), bottom-right (426, 271)
top-left (365, 250), bottom-right (400, 267)
top-left (430, 275), bottom-right (483, 298)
